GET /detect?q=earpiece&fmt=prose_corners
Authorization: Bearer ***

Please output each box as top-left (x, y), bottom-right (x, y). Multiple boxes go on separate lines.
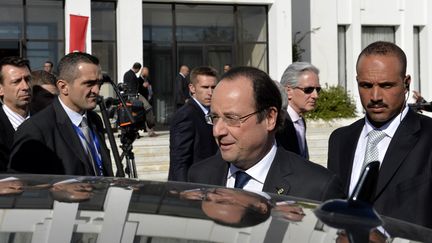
top-left (405, 82), bottom-right (410, 91)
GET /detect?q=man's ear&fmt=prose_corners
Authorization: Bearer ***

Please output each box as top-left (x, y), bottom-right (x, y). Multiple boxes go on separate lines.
top-left (404, 75), bottom-right (411, 93)
top-left (57, 79), bottom-right (68, 95)
top-left (189, 83), bottom-right (195, 95)
top-left (266, 107), bottom-right (278, 131)
top-left (0, 84), bottom-right (4, 97)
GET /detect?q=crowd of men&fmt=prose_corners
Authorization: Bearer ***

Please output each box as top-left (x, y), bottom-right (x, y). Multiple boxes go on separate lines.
top-left (0, 41), bottom-right (431, 229)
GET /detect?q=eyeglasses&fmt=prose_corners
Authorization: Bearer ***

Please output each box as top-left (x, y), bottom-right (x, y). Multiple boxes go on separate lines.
top-left (205, 109), bottom-right (264, 127)
top-left (294, 86), bottom-right (321, 94)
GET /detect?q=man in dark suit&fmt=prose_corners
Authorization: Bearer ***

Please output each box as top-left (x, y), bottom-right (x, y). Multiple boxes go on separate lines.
top-left (123, 62), bottom-right (142, 96)
top-left (188, 66), bottom-right (344, 202)
top-left (328, 41), bottom-right (432, 228)
top-left (9, 52), bottom-right (113, 176)
top-left (169, 66), bottom-right (218, 181)
top-left (174, 65), bottom-right (190, 109)
top-left (276, 62), bottom-right (321, 159)
top-left (0, 56), bottom-right (32, 171)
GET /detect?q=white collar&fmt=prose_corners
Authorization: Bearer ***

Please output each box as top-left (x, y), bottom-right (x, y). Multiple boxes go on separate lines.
top-left (228, 142), bottom-right (277, 187)
top-left (287, 105), bottom-right (301, 122)
top-left (364, 106), bottom-right (409, 139)
top-left (58, 97), bottom-right (86, 127)
top-left (192, 97), bottom-right (209, 115)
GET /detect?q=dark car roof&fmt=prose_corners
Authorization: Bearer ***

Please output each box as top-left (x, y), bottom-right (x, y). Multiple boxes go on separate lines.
top-left (0, 174), bottom-right (430, 242)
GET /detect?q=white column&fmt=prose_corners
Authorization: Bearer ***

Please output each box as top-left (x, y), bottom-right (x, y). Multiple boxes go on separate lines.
top-left (310, 0), bottom-right (339, 87)
top-left (64, 0), bottom-right (92, 54)
top-left (116, 0), bottom-right (143, 83)
top-left (268, 0), bottom-right (292, 81)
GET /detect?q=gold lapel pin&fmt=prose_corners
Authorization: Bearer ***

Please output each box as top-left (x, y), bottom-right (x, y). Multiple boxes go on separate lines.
top-left (276, 188), bottom-right (284, 195)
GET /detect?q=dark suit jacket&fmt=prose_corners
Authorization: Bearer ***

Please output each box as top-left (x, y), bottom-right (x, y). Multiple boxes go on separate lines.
top-left (9, 98), bottom-right (114, 176)
top-left (30, 85), bottom-right (56, 114)
top-left (174, 73), bottom-right (189, 106)
top-left (0, 106), bottom-right (15, 171)
top-left (276, 111), bottom-right (302, 156)
top-left (188, 147), bottom-right (344, 202)
top-left (169, 99), bottom-right (218, 181)
top-left (123, 69), bottom-right (143, 96)
top-left (328, 109), bottom-right (432, 228)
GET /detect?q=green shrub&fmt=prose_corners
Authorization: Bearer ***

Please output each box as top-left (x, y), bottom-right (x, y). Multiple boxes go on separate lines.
top-left (305, 85), bottom-right (357, 120)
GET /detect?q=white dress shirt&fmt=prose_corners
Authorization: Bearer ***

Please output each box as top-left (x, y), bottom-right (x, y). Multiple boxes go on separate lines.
top-left (2, 104), bottom-right (29, 130)
top-left (287, 105), bottom-right (306, 154)
top-left (349, 106), bottom-right (409, 195)
top-left (226, 142), bottom-right (277, 194)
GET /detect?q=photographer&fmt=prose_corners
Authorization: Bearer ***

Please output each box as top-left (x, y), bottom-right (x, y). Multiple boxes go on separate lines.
top-left (122, 63), bottom-right (157, 137)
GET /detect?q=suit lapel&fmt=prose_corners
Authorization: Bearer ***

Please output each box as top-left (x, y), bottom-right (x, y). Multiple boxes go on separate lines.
top-left (0, 106), bottom-right (15, 148)
top-left (53, 99), bottom-right (90, 171)
top-left (262, 148), bottom-right (292, 195)
top-left (375, 110), bottom-right (420, 198)
top-left (340, 120), bottom-right (364, 193)
top-left (210, 153), bottom-right (229, 186)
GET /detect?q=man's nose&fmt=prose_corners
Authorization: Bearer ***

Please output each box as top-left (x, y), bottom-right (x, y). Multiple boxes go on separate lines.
top-left (371, 86), bottom-right (382, 101)
top-left (92, 84), bottom-right (101, 94)
top-left (213, 117), bottom-right (227, 137)
top-left (19, 79), bottom-right (30, 90)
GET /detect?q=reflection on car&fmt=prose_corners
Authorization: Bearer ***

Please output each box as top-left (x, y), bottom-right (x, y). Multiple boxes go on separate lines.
top-left (0, 174), bottom-right (430, 243)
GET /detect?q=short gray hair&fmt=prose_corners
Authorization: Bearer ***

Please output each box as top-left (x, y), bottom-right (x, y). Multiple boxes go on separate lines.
top-left (280, 62), bottom-right (319, 87)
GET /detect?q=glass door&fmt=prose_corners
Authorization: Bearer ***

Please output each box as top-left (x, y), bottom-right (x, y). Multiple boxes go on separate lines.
top-left (177, 44), bottom-right (233, 75)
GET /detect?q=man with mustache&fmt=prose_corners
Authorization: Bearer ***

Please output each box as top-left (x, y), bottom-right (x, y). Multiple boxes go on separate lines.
top-left (0, 56), bottom-right (32, 171)
top-left (169, 66), bottom-right (218, 181)
top-left (327, 41), bottom-right (432, 228)
top-left (276, 62), bottom-right (321, 159)
top-left (9, 52), bottom-right (113, 176)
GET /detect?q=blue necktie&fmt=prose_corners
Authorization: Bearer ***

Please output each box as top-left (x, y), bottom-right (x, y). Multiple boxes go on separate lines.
top-left (234, 171), bottom-right (251, 189)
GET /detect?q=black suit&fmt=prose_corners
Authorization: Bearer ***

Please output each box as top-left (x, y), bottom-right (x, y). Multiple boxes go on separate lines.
top-left (174, 73), bottom-right (189, 107)
top-left (328, 109), bottom-right (432, 228)
top-left (30, 85), bottom-right (56, 114)
top-left (169, 99), bottom-right (218, 181)
top-left (123, 69), bottom-right (143, 96)
top-left (188, 147), bottom-right (344, 202)
top-left (276, 110), bottom-right (301, 156)
top-left (9, 98), bottom-right (113, 176)
top-left (0, 106), bottom-right (15, 171)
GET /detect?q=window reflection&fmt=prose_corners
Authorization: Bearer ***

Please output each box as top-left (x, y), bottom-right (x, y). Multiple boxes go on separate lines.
top-left (0, 1), bottom-right (23, 39)
top-left (143, 4), bottom-right (172, 42)
top-left (176, 5), bottom-right (234, 42)
top-left (237, 6), bottom-right (267, 42)
top-left (26, 0), bottom-right (64, 39)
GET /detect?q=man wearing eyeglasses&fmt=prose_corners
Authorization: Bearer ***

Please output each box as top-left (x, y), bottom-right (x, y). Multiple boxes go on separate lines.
top-left (188, 66), bottom-right (344, 201)
top-left (276, 62), bottom-right (321, 159)
top-left (169, 66), bottom-right (219, 181)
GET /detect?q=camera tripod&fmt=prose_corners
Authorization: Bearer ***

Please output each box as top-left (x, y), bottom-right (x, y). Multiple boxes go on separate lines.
top-left (119, 127), bottom-right (139, 178)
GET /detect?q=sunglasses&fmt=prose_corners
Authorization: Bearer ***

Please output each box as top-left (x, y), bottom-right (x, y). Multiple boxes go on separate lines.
top-left (294, 86), bottom-right (321, 94)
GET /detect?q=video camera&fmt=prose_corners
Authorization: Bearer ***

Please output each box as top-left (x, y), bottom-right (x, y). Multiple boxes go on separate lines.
top-left (103, 79), bottom-right (147, 132)
top-left (408, 101), bottom-right (432, 113)
top-left (99, 74), bottom-right (151, 178)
